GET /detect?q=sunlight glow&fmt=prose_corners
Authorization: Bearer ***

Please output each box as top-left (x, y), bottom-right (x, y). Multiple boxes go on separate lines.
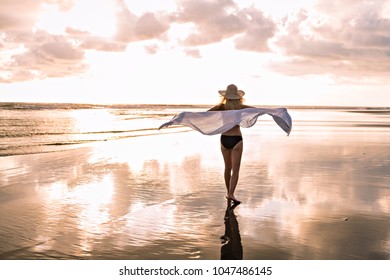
top-left (37, 0), bottom-right (116, 37)
top-left (2, 0), bottom-right (390, 106)
top-left (34, 175), bottom-right (115, 254)
top-left (123, 0), bottom-right (177, 15)
top-left (36, 4), bottom-right (67, 34)
top-left (382, 2), bottom-right (390, 19)
top-left (70, 109), bottom-right (118, 134)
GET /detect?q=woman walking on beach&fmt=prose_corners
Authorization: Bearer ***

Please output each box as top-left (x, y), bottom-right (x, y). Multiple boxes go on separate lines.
top-left (208, 84), bottom-right (253, 205)
top-left (159, 84), bottom-right (292, 205)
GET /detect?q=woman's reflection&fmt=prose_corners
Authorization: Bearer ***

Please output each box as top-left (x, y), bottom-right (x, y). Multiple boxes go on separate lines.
top-left (220, 202), bottom-right (243, 260)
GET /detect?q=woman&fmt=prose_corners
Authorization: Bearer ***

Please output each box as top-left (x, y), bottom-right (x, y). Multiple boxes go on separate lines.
top-left (159, 84), bottom-right (292, 204)
top-left (208, 84), bottom-right (253, 205)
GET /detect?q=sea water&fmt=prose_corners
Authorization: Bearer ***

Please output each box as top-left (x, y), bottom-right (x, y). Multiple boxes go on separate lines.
top-left (0, 103), bottom-right (389, 260)
top-left (0, 103), bottom-right (202, 156)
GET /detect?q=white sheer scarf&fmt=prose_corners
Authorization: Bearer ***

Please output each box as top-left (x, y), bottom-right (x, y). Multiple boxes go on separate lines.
top-left (159, 107), bottom-right (292, 135)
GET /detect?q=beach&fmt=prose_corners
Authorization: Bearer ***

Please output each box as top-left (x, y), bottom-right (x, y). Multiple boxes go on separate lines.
top-left (0, 106), bottom-right (389, 260)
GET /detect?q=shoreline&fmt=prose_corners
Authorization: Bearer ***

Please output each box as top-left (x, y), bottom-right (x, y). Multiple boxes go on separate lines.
top-left (1, 101), bottom-right (390, 111)
top-left (1, 110), bottom-right (389, 260)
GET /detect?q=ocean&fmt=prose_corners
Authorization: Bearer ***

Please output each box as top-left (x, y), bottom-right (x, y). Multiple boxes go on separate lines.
top-left (1, 102), bottom-right (389, 157)
top-left (0, 102), bottom-right (389, 260)
top-left (0, 103), bottom-right (204, 157)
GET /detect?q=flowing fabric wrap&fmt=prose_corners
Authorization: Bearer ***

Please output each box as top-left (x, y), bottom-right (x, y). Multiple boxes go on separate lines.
top-left (159, 108), bottom-right (292, 135)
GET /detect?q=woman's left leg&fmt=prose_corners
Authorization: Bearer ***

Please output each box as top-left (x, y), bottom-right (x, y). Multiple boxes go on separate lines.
top-left (228, 141), bottom-right (243, 202)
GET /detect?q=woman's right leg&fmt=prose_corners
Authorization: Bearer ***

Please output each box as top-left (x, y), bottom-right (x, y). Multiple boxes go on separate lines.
top-left (221, 141), bottom-right (243, 202)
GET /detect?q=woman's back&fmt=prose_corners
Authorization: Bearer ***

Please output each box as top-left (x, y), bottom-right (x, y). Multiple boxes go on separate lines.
top-left (209, 99), bottom-right (252, 136)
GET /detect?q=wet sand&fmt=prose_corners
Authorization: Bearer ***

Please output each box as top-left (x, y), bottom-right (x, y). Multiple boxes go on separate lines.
top-left (1, 110), bottom-right (389, 259)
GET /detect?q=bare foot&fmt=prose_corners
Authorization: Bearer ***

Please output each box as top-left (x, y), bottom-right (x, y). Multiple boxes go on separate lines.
top-left (232, 199), bottom-right (241, 206)
top-left (226, 195), bottom-right (241, 205)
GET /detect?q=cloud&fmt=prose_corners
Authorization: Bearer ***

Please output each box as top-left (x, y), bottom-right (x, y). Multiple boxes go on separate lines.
top-left (45, 0), bottom-right (74, 11)
top-left (0, 0), bottom-right (42, 31)
top-left (184, 48), bottom-right (201, 58)
top-left (234, 7), bottom-right (276, 52)
top-left (1, 30), bottom-right (86, 82)
top-left (271, 0), bottom-right (390, 77)
top-left (76, 0), bottom-right (170, 49)
top-left (144, 44), bottom-right (159, 55)
top-left (0, 0), bottom-right (276, 82)
top-left (66, 28), bottom-right (127, 52)
top-left (80, 36), bottom-right (127, 52)
top-left (173, 0), bottom-right (245, 45)
top-left (0, 0), bottom-right (74, 30)
top-left (0, 1), bottom-right (86, 82)
top-left (134, 13), bottom-right (170, 40)
top-left (2, 0), bottom-right (389, 84)
top-left (114, 0), bottom-right (141, 43)
top-left (0, 0), bottom-right (170, 82)
top-left (172, 0), bottom-right (275, 51)
top-left (114, 0), bottom-right (169, 43)
top-left (75, 2), bottom-right (170, 50)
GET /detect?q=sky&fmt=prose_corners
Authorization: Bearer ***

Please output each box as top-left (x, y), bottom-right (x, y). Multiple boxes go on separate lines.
top-left (0, 0), bottom-right (390, 106)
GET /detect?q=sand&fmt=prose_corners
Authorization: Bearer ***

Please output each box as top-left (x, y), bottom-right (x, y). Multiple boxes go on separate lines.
top-left (1, 110), bottom-right (389, 260)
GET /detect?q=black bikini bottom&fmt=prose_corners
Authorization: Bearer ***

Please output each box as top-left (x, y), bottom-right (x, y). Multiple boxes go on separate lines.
top-left (220, 135), bottom-right (243, 150)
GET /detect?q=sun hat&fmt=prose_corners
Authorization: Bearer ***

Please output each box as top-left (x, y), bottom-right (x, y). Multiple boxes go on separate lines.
top-left (218, 84), bottom-right (245, 100)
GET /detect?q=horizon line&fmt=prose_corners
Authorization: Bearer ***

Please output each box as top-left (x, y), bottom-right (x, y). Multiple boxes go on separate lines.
top-left (1, 101), bottom-right (389, 110)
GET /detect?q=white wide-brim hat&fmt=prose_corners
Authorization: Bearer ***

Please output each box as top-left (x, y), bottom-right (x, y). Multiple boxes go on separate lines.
top-left (218, 84), bottom-right (245, 100)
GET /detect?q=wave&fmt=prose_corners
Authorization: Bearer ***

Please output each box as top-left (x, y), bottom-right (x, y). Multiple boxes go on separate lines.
top-left (0, 127), bottom-right (191, 157)
top-left (0, 102), bottom-right (209, 111)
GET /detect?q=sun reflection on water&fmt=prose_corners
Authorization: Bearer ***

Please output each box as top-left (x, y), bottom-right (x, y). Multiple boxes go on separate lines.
top-left (34, 175), bottom-right (115, 256)
top-left (1, 109), bottom-right (389, 259)
top-left (69, 109), bottom-right (119, 134)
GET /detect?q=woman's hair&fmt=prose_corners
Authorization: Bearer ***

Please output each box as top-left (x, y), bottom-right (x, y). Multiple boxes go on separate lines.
top-left (220, 97), bottom-right (245, 110)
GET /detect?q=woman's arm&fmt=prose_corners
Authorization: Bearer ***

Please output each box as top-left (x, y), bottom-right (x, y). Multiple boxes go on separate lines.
top-left (241, 105), bottom-right (255, 109)
top-left (208, 104), bottom-right (223, 111)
